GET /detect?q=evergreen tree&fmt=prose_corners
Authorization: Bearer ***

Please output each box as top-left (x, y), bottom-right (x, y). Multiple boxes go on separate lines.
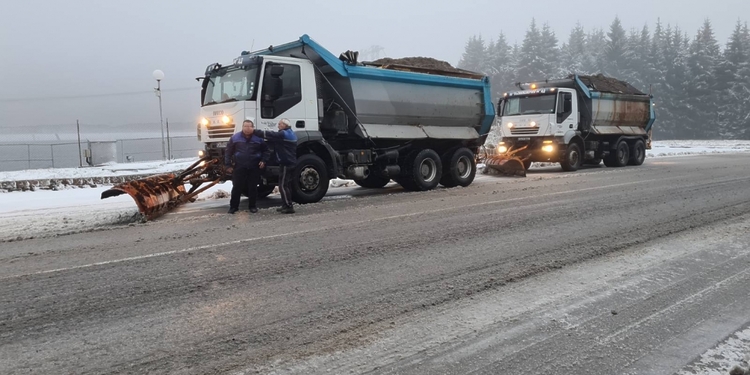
top-left (716, 21), bottom-right (750, 139)
top-left (625, 25), bottom-right (651, 91)
top-left (516, 19), bottom-right (546, 83)
top-left (603, 16), bottom-right (630, 78)
top-left (739, 23), bottom-right (750, 139)
top-left (461, 16), bottom-right (749, 140)
top-left (458, 35), bottom-right (487, 73)
top-left (659, 26), bottom-right (692, 138)
top-left (561, 22), bottom-right (587, 74)
top-left (584, 28), bottom-right (607, 73)
top-left (487, 32), bottom-right (516, 95)
top-left (687, 19), bottom-right (722, 138)
top-left (540, 23), bottom-right (563, 78)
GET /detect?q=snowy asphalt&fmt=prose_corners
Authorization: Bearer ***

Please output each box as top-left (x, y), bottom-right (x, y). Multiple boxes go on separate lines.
top-left (1, 154), bottom-right (750, 374)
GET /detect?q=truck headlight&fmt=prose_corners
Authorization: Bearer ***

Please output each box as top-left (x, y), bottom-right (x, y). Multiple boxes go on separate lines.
top-left (530, 121), bottom-right (537, 127)
top-left (222, 115), bottom-right (231, 124)
top-left (497, 145), bottom-right (508, 154)
top-left (198, 150), bottom-right (205, 157)
top-left (542, 145), bottom-right (555, 153)
top-left (200, 117), bottom-right (209, 126)
top-left (507, 122), bottom-right (514, 128)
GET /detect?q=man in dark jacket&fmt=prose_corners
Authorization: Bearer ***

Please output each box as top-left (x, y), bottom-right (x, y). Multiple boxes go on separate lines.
top-left (253, 118), bottom-right (297, 214)
top-left (225, 118), bottom-right (269, 214)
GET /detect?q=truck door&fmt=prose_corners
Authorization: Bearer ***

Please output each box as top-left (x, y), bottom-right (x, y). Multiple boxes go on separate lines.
top-left (556, 91), bottom-right (577, 134)
top-left (257, 62), bottom-right (307, 132)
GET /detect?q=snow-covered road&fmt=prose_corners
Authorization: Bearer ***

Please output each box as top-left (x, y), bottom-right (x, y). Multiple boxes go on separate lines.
top-left (1, 140), bottom-right (749, 242)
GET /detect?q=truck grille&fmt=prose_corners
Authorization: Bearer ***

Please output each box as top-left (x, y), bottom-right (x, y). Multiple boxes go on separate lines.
top-left (207, 124), bottom-right (235, 139)
top-left (510, 127), bottom-right (539, 135)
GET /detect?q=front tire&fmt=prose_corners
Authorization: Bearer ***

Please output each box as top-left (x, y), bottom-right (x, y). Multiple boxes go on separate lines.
top-left (560, 143), bottom-right (582, 171)
top-left (292, 154), bottom-right (329, 204)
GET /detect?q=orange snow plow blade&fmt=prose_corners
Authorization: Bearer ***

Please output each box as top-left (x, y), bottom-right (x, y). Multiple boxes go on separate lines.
top-left (484, 156), bottom-right (527, 177)
top-left (483, 144), bottom-right (529, 177)
top-left (101, 157), bottom-right (222, 220)
top-left (101, 173), bottom-right (187, 220)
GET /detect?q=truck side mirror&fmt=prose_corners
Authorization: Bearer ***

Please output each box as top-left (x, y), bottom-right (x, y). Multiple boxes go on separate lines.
top-left (262, 63), bottom-right (284, 102)
top-left (269, 65), bottom-right (284, 77)
top-left (263, 76), bottom-right (283, 101)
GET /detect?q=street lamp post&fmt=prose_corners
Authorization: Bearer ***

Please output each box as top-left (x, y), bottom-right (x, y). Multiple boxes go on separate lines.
top-left (153, 69), bottom-right (166, 160)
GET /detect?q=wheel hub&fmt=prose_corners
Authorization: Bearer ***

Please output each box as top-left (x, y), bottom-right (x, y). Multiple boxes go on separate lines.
top-left (457, 156), bottom-right (471, 179)
top-left (300, 167), bottom-right (320, 191)
top-left (419, 159), bottom-right (437, 182)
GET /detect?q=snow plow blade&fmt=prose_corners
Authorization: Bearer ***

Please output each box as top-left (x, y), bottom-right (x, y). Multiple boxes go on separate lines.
top-left (101, 157), bottom-right (222, 220)
top-left (101, 173), bottom-right (188, 220)
top-left (484, 156), bottom-right (527, 177)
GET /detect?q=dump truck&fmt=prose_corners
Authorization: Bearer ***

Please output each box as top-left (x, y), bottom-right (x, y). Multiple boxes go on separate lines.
top-left (485, 74), bottom-right (655, 175)
top-left (102, 35), bottom-right (495, 219)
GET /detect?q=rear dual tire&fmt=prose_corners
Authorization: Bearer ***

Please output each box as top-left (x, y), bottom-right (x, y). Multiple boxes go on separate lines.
top-left (397, 149), bottom-right (443, 191)
top-left (440, 147), bottom-right (476, 188)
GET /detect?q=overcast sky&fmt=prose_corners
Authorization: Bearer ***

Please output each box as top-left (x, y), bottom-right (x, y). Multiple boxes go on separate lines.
top-left (1, 0), bottom-right (747, 130)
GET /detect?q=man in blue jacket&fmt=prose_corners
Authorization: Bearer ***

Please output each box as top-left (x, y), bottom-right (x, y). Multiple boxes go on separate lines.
top-left (253, 118), bottom-right (297, 214)
top-left (225, 118), bottom-right (269, 214)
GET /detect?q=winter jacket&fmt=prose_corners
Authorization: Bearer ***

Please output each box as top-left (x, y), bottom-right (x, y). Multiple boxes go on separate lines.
top-left (224, 132), bottom-right (270, 169)
top-left (253, 128), bottom-right (297, 166)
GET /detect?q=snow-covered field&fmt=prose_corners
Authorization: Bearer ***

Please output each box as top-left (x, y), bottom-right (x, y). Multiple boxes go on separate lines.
top-left (0, 140), bottom-right (748, 242)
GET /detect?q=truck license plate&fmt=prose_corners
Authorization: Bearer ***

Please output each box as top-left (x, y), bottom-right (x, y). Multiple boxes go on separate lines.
top-left (518, 137), bottom-right (530, 141)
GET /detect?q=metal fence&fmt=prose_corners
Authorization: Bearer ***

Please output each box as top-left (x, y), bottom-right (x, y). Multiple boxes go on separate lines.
top-left (0, 136), bottom-right (204, 172)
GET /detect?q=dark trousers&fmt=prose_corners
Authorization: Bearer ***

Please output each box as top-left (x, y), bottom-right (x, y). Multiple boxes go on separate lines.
top-left (279, 165), bottom-right (295, 208)
top-left (230, 166), bottom-right (261, 209)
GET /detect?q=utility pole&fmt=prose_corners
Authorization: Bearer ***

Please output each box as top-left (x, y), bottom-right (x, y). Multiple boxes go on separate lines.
top-left (76, 119), bottom-right (83, 167)
top-left (153, 69), bottom-right (166, 160)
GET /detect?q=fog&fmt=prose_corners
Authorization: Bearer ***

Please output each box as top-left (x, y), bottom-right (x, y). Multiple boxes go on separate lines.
top-left (1, 0), bottom-right (746, 131)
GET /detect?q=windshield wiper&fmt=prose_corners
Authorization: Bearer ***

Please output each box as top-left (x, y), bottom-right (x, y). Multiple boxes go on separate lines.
top-left (522, 111), bottom-right (544, 115)
top-left (219, 98), bottom-right (238, 104)
top-left (204, 100), bottom-right (218, 106)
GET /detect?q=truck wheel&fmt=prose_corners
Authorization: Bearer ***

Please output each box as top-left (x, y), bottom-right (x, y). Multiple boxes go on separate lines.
top-left (292, 154), bottom-right (330, 204)
top-left (440, 147), bottom-right (476, 187)
top-left (354, 173), bottom-right (390, 189)
top-left (629, 140), bottom-right (646, 166)
top-left (603, 140), bottom-right (630, 167)
top-left (258, 183), bottom-right (275, 198)
top-left (560, 143), bottom-right (582, 171)
top-left (399, 149), bottom-right (443, 191)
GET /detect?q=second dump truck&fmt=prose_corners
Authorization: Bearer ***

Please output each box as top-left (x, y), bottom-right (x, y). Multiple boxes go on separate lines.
top-left (487, 74), bottom-right (655, 174)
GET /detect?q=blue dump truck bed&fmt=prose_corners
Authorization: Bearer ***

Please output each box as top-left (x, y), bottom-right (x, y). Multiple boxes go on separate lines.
top-left (250, 35), bottom-right (496, 143)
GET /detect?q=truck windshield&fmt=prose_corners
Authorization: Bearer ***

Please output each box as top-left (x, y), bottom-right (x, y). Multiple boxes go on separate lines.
top-left (503, 94), bottom-right (557, 116)
top-left (202, 66), bottom-right (260, 106)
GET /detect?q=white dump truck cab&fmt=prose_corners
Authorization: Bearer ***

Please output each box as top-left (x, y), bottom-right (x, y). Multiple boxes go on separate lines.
top-left (197, 54), bottom-right (320, 151)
